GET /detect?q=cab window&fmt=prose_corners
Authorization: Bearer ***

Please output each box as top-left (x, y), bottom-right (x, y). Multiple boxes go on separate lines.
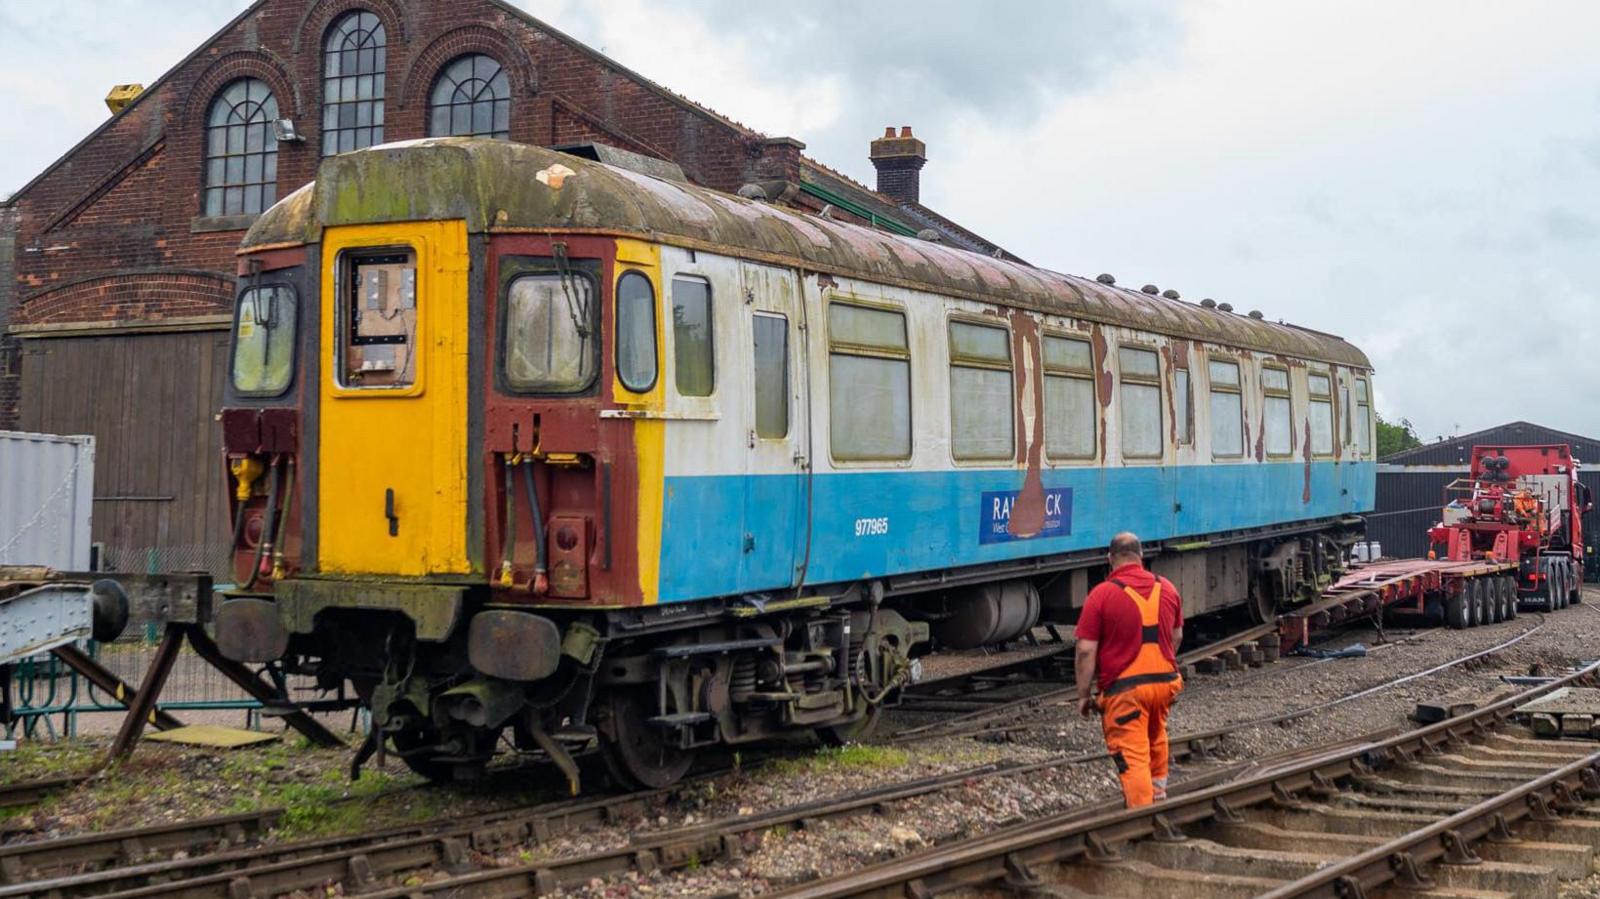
top-left (339, 249), bottom-right (417, 389)
top-left (231, 284), bottom-right (297, 395)
top-left (615, 271), bottom-right (657, 393)
top-left (503, 271), bottom-right (598, 393)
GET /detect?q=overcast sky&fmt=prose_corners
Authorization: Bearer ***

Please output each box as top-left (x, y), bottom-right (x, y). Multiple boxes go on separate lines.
top-left (3, 1), bottom-right (1598, 443)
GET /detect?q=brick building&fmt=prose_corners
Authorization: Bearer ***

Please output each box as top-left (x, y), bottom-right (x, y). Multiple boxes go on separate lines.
top-left (0, 0), bottom-right (1015, 572)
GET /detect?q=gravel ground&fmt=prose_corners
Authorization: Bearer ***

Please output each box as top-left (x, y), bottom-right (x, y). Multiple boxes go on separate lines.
top-left (8, 592), bottom-right (1600, 898)
top-left (542, 593), bottom-right (1600, 898)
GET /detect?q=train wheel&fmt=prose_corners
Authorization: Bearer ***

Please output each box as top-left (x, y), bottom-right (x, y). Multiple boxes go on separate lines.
top-left (597, 688), bottom-right (696, 790)
top-left (819, 705), bottom-right (883, 746)
top-left (390, 727), bottom-right (460, 782)
top-left (1445, 587), bottom-right (1469, 630)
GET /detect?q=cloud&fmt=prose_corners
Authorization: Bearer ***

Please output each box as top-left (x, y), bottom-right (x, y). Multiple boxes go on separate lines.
top-left (5, 0), bottom-right (1599, 442)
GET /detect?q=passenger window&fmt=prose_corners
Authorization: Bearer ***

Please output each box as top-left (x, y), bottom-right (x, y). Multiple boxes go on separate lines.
top-left (1262, 365), bottom-right (1293, 457)
top-left (1118, 346), bottom-right (1163, 460)
top-left (503, 271), bottom-right (598, 393)
top-left (615, 271), bottom-right (657, 393)
top-left (231, 284), bottom-right (297, 396)
top-left (1174, 367), bottom-right (1193, 447)
top-left (1043, 335), bottom-right (1096, 460)
top-left (671, 276), bottom-right (715, 396)
top-left (1309, 372), bottom-right (1334, 456)
top-left (752, 313), bottom-right (789, 439)
top-left (829, 303), bottom-right (911, 461)
top-left (340, 250), bottom-right (417, 388)
top-left (949, 321), bottom-right (1015, 461)
top-left (1208, 359), bottom-right (1243, 458)
top-left (1355, 377), bottom-right (1372, 457)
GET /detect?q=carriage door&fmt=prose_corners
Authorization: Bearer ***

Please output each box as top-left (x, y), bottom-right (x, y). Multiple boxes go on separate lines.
top-left (739, 261), bottom-right (809, 591)
top-left (317, 222), bottom-right (471, 577)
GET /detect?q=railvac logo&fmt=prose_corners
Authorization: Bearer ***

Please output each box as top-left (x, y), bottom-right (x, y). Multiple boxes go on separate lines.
top-left (979, 487), bottom-right (1073, 545)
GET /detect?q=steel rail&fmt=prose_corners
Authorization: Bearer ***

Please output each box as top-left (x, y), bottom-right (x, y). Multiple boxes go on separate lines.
top-left (1259, 750), bottom-right (1600, 898)
top-left (67, 718), bottom-right (1389, 898)
top-left (914, 615), bottom-right (1544, 744)
top-left (0, 774), bottom-right (88, 811)
top-left (888, 621), bottom-right (1279, 742)
top-left (765, 657), bottom-right (1600, 899)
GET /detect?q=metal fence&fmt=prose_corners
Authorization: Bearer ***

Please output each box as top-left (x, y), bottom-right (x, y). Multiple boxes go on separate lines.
top-left (2, 632), bottom-right (361, 741)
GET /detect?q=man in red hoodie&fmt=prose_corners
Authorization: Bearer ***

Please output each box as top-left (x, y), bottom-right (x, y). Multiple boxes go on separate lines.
top-left (1074, 532), bottom-right (1184, 806)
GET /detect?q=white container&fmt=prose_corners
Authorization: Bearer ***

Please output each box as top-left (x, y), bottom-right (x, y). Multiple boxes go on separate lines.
top-left (0, 431), bottom-right (95, 570)
top-left (1351, 541), bottom-right (1383, 564)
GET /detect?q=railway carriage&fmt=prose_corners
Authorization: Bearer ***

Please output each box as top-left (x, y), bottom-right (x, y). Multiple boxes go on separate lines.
top-left (214, 137), bottom-right (1376, 787)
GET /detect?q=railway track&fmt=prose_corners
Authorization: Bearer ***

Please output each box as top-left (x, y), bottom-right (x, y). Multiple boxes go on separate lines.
top-left (0, 775), bottom-right (88, 811)
top-left (886, 621), bottom-right (1287, 743)
top-left (770, 661), bottom-right (1600, 899)
top-left (0, 703), bottom-right (1409, 898)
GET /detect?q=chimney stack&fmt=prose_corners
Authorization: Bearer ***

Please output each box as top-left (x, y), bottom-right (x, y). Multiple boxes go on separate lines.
top-left (869, 125), bottom-right (926, 204)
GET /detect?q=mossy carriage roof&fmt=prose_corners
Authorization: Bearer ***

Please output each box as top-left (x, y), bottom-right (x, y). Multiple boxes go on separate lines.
top-left (244, 138), bottom-right (1370, 369)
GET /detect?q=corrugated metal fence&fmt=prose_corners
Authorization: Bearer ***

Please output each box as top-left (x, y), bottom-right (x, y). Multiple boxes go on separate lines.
top-left (0, 430), bottom-right (95, 570)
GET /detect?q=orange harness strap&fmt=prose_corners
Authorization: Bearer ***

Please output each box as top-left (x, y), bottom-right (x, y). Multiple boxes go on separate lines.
top-left (1103, 579), bottom-right (1179, 696)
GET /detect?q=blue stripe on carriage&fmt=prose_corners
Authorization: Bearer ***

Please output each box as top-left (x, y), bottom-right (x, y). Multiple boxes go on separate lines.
top-left (657, 460), bottom-right (1375, 603)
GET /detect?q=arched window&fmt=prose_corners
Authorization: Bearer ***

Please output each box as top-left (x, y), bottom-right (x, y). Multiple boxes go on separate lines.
top-left (322, 10), bottom-right (386, 155)
top-left (428, 54), bottom-right (510, 139)
top-left (203, 78), bottom-right (279, 217)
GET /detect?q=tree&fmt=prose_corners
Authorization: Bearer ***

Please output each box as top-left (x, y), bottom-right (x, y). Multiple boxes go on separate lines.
top-left (1376, 414), bottom-right (1423, 458)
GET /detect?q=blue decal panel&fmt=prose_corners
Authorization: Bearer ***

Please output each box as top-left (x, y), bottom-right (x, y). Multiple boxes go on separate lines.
top-left (657, 461), bottom-right (1377, 604)
top-left (979, 488), bottom-right (1072, 544)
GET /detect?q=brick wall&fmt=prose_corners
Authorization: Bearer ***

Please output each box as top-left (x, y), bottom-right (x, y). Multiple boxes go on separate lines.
top-left (0, 203), bottom-right (18, 427)
top-left (7, 0), bottom-right (788, 338)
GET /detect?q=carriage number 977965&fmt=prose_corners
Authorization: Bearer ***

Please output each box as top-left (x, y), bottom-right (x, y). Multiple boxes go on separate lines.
top-left (854, 517), bottom-right (890, 537)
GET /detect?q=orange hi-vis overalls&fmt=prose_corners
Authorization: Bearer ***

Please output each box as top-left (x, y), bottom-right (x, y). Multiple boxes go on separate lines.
top-left (1099, 579), bottom-right (1183, 808)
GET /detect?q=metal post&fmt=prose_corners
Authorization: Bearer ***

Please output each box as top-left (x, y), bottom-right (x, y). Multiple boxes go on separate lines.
top-left (108, 624), bottom-right (185, 760)
top-left (52, 644), bottom-right (183, 730)
top-left (183, 625), bottom-right (344, 748)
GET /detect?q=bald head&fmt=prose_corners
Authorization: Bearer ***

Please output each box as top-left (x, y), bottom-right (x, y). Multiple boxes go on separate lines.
top-left (1108, 532), bottom-right (1143, 567)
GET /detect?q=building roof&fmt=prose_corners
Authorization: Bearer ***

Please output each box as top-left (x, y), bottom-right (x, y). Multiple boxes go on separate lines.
top-left (1380, 420), bottom-right (1600, 465)
top-left (5, 0), bottom-right (1011, 259)
top-left (246, 138), bottom-right (1371, 368)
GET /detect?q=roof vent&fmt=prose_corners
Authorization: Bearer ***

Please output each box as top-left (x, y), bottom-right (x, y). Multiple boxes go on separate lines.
top-left (736, 183), bottom-right (768, 200)
top-left (1141, 284), bottom-right (1159, 294)
top-left (1096, 273), bottom-right (1116, 285)
top-left (1200, 299), bottom-right (1217, 309)
top-left (1161, 289), bottom-right (1180, 299)
top-left (1248, 309), bottom-right (1264, 319)
top-left (917, 228), bottom-right (943, 242)
top-left (1218, 302), bottom-right (1234, 312)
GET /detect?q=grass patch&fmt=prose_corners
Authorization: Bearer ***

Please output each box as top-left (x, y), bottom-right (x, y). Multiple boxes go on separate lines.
top-left (0, 739), bottom-right (103, 784)
top-left (770, 744), bottom-right (911, 777)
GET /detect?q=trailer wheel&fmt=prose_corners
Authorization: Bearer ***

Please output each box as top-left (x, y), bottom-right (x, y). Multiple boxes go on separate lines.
top-left (1445, 586), bottom-right (1469, 630)
top-left (1573, 565), bottom-right (1585, 604)
top-left (1500, 576), bottom-right (1517, 620)
top-left (1543, 560), bottom-right (1564, 611)
top-left (1471, 579), bottom-right (1491, 626)
top-left (1485, 578), bottom-right (1504, 623)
